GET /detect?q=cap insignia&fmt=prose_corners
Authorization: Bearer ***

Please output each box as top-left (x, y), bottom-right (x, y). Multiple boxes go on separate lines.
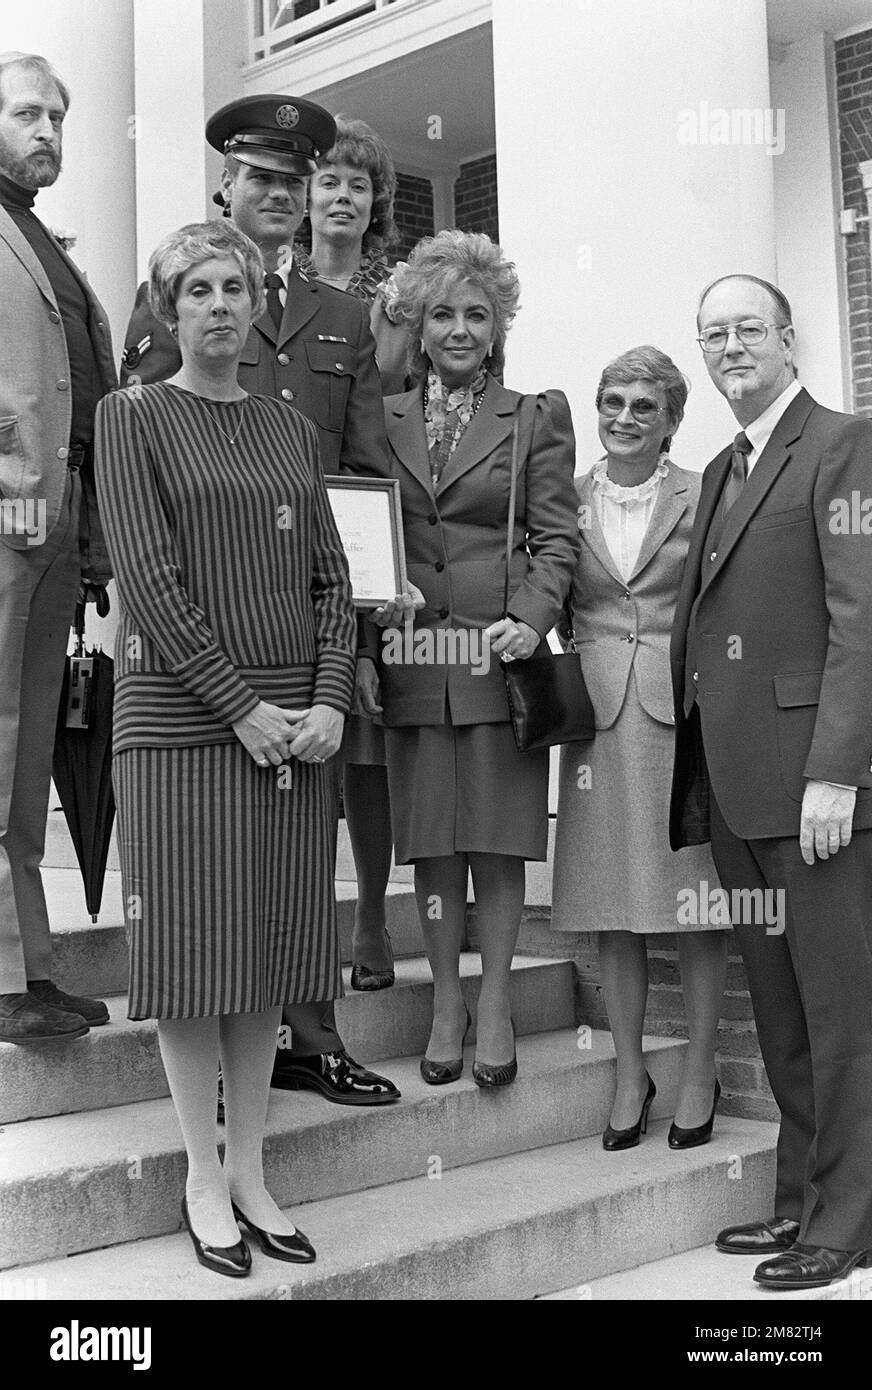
top-left (275, 104), bottom-right (300, 130)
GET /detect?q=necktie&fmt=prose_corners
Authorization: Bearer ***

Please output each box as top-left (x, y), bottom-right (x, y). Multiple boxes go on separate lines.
top-left (722, 430), bottom-right (752, 514)
top-left (264, 272), bottom-right (283, 331)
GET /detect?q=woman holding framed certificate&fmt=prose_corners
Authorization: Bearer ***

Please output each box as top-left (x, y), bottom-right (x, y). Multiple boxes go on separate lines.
top-left (362, 230), bottom-right (579, 1087)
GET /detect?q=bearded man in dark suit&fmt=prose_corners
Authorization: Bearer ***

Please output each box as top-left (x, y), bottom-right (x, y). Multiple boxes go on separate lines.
top-left (670, 273), bottom-right (872, 1291)
top-left (121, 96), bottom-right (399, 1108)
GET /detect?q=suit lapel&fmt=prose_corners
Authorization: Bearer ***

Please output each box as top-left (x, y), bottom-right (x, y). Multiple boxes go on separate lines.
top-left (697, 388), bottom-right (815, 598)
top-left (576, 471), bottom-right (625, 585)
top-left (279, 266), bottom-right (319, 346)
top-left (0, 205), bottom-right (58, 309)
top-left (386, 385), bottom-right (433, 497)
top-left (629, 463), bottom-right (691, 581)
top-left (435, 377), bottom-right (519, 497)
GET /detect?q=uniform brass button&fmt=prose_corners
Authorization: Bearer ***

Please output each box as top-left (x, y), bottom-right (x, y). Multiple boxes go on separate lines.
top-left (434, 561), bottom-right (445, 572)
top-left (49, 310), bottom-right (60, 324)
top-left (709, 551), bottom-right (717, 561)
top-left (57, 378), bottom-right (69, 391)
top-left (57, 446), bottom-right (69, 460)
top-left (439, 607), bottom-right (449, 619)
top-left (281, 388), bottom-right (295, 402)
top-left (626, 634), bottom-right (635, 642)
top-left (427, 514), bottom-right (438, 525)
top-left (335, 361), bottom-right (344, 371)
top-left (624, 590), bottom-right (631, 600)
top-left (277, 353), bottom-right (290, 365)
top-left (692, 671), bottom-right (698, 682)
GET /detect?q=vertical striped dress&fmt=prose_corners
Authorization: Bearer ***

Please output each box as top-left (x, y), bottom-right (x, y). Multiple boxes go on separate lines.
top-left (95, 383), bottom-right (356, 1019)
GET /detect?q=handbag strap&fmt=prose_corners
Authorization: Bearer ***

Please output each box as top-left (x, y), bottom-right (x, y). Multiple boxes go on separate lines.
top-left (501, 402), bottom-right (576, 650)
top-left (502, 414), bottom-right (521, 620)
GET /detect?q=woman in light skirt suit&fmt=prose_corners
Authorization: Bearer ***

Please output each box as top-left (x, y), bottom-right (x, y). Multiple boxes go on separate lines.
top-left (551, 346), bottom-right (728, 1150)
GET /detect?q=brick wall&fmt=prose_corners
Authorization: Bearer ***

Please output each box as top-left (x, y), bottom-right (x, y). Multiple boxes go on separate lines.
top-left (453, 153), bottom-right (499, 244)
top-left (393, 172), bottom-right (435, 260)
top-left (836, 28), bottom-right (872, 416)
top-left (466, 907), bottom-right (777, 1124)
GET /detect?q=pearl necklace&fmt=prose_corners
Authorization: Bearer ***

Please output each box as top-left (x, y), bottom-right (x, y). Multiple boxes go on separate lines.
top-left (198, 394), bottom-right (248, 446)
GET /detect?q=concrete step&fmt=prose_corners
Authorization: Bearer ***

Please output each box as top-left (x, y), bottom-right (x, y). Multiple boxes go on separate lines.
top-left (0, 954), bottom-right (576, 1123)
top-left (3, 1115), bottom-right (777, 1299)
top-left (541, 1242), bottom-right (872, 1301)
top-left (44, 869), bottom-right (423, 997)
top-left (0, 1029), bottom-right (687, 1267)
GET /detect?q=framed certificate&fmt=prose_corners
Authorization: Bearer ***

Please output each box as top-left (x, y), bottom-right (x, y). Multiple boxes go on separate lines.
top-left (324, 476), bottom-right (408, 608)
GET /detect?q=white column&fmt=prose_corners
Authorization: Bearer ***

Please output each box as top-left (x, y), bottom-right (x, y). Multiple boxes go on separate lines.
top-left (132, 0), bottom-right (208, 281)
top-left (13, 0), bottom-right (137, 350)
top-left (771, 31), bottom-right (849, 412)
top-left (492, 0), bottom-right (777, 472)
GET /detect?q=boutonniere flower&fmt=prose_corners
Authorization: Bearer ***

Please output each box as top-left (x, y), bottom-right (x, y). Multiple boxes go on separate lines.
top-left (50, 227), bottom-right (77, 252)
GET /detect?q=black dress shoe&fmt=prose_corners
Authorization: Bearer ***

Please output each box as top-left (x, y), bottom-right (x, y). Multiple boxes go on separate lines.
top-left (715, 1215), bottom-right (800, 1255)
top-left (231, 1201), bottom-right (316, 1263)
top-left (754, 1243), bottom-right (872, 1290)
top-left (0, 991), bottom-right (89, 1044)
top-left (271, 1049), bottom-right (400, 1105)
top-left (216, 1068), bottom-right (225, 1124)
top-left (180, 1197), bottom-right (251, 1278)
top-left (421, 1007), bottom-right (471, 1085)
top-left (603, 1074), bottom-right (656, 1151)
top-left (28, 979), bottom-right (109, 1026)
top-left (668, 1079), bottom-right (720, 1149)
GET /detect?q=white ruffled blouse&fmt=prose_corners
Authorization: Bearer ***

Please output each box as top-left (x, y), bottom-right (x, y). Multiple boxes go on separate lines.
top-left (589, 455), bottom-right (669, 580)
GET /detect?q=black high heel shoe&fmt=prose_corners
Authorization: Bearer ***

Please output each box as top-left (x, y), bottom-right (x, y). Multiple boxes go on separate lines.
top-left (472, 1021), bottom-right (517, 1089)
top-left (180, 1197), bottom-right (251, 1278)
top-left (230, 1200), bottom-right (316, 1263)
top-left (420, 1006), bottom-right (471, 1085)
top-left (350, 928), bottom-right (395, 991)
top-left (602, 1073), bottom-right (656, 1150)
top-left (668, 1079), bottom-right (720, 1149)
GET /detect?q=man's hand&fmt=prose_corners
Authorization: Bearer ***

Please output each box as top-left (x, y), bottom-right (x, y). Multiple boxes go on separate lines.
top-left (372, 584), bottom-right (425, 629)
top-left (799, 780), bottom-right (857, 865)
top-left (353, 657), bottom-right (383, 716)
top-left (287, 704), bottom-right (345, 762)
top-left (483, 617), bottom-right (540, 661)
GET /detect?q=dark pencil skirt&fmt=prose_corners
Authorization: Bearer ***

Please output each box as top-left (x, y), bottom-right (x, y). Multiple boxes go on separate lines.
top-left (113, 742), bottom-right (341, 1019)
top-left (384, 719), bottom-right (549, 863)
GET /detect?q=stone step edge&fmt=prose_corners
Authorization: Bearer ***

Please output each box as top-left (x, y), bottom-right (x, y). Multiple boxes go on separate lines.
top-left (538, 1240), bottom-right (872, 1302)
top-left (2, 1119), bottom-right (778, 1300)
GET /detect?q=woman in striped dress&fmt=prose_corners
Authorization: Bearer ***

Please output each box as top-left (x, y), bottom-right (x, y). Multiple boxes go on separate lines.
top-left (95, 222), bottom-right (355, 1277)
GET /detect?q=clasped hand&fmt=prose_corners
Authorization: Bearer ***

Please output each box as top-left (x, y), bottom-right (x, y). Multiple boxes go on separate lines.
top-left (799, 780), bottom-right (856, 865)
top-left (232, 700), bottom-right (344, 766)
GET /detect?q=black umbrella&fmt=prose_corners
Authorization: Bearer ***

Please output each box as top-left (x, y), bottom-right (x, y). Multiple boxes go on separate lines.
top-left (52, 599), bottom-right (116, 923)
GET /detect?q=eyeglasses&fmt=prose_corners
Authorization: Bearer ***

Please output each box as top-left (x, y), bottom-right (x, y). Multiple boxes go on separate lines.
top-left (598, 391), bottom-right (664, 423)
top-left (697, 320), bottom-right (789, 353)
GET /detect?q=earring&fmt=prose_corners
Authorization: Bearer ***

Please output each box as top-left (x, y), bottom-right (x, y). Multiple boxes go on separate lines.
top-left (169, 323), bottom-right (178, 338)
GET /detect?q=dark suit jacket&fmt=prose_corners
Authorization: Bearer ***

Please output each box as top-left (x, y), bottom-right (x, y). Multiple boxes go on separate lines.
top-left (374, 377), bottom-right (579, 726)
top-left (120, 265), bottom-right (388, 475)
top-left (670, 387), bottom-right (872, 845)
top-left (573, 462), bottom-right (699, 729)
top-left (0, 205), bottom-right (117, 580)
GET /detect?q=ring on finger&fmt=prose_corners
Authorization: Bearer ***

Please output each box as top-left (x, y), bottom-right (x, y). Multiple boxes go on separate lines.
top-left (311, 754), bottom-right (325, 763)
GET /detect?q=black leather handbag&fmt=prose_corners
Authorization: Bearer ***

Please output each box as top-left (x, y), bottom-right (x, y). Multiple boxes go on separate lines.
top-left (500, 414), bottom-right (595, 752)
